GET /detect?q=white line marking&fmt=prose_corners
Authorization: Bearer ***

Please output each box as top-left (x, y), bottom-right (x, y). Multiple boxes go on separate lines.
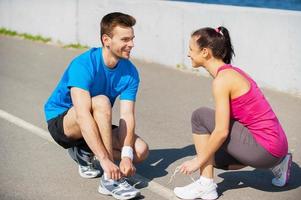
top-left (0, 109), bottom-right (177, 200)
top-left (0, 109), bottom-right (53, 142)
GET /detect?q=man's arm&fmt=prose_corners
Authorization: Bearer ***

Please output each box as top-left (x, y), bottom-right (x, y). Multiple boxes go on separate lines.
top-left (119, 100), bottom-right (136, 176)
top-left (119, 100), bottom-right (136, 148)
top-left (71, 87), bottom-right (121, 179)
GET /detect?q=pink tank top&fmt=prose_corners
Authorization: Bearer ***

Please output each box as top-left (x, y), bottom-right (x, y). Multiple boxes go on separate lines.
top-left (217, 64), bottom-right (288, 158)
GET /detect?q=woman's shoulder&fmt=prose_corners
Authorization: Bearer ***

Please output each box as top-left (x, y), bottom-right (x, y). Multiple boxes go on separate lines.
top-left (215, 69), bottom-right (236, 83)
top-left (213, 69), bottom-right (238, 95)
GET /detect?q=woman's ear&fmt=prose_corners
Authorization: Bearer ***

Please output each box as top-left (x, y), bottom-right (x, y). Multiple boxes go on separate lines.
top-left (201, 48), bottom-right (210, 58)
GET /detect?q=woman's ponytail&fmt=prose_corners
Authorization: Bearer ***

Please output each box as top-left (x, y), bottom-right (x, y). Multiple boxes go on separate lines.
top-left (218, 26), bottom-right (234, 64)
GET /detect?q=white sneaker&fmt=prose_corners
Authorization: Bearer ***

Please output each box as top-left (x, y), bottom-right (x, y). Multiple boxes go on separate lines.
top-left (98, 176), bottom-right (140, 200)
top-left (174, 179), bottom-right (218, 200)
top-left (271, 153), bottom-right (292, 187)
top-left (68, 146), bottom-right (103, 178)
top-left (78, 163), bottom-right (102, 179)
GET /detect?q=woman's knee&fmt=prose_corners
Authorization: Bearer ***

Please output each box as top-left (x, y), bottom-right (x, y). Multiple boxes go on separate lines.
top-left (191, 107), bottom-right (213, 121)
top-left (191, 107), bottom-right (214, 134)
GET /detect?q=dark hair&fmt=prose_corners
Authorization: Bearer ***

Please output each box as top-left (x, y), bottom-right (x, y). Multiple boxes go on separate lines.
top-left (191, 26), bottom-right (235, 64)
top-left (100, 12), bottom-right (136, 45)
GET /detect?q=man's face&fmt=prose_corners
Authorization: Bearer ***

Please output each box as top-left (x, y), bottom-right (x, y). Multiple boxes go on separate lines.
top-left (104, 26), bottom-right (135, 59)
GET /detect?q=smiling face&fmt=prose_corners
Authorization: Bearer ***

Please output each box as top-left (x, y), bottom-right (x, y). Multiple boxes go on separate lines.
top-left (187, 36), bottom-right (207, 68)
top-left (102, 25), bottom-right (135, 59)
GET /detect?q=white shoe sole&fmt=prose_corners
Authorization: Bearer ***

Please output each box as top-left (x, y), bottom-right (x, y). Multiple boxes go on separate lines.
top-left (174, 188), bottom-right (218, 200)
top-left (98, 185), bottom-right (140, 200)
top-left (174, 194), bottom-right (218, 200)
top-left (201, 192), bottom-right (218, 200)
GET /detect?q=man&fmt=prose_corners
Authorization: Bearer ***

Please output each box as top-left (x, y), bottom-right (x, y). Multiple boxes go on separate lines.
top-left (44, 12), bottom-right (149, 200)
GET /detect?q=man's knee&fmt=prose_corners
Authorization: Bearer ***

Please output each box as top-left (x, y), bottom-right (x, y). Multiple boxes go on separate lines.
top-left (134, 140), bottom-right (149, 163)
top-left (91, 95), bottom-right (112, 116)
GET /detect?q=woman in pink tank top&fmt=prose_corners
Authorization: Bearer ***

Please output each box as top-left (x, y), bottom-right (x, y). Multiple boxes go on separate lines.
top-left (173, 26), bottom-right (292, 200)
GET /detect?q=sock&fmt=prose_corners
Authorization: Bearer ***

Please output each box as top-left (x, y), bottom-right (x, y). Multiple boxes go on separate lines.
top-left (199, 176), bottom-right (214, 186)
top-left (103, 172), bottom-right (110, 180)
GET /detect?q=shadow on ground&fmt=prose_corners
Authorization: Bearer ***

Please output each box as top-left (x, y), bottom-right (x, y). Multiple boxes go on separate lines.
top-left (134, 146), bottom-right (301, 197)
top-left (217, 162), bottom-right (301, 196)
top-left (136, 145), bottom-right (196, 181)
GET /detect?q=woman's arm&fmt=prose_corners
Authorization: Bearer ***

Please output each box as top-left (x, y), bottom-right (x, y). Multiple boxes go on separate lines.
top-left (179, 74), bottom-right (232, 174)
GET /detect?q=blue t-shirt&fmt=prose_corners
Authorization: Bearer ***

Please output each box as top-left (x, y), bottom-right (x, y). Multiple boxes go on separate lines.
top-left (44, 47), bottom-right (140, 121)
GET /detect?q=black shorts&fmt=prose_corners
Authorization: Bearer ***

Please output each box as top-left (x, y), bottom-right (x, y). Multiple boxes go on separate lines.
top-left (47, 110), bottom-right (118, 149)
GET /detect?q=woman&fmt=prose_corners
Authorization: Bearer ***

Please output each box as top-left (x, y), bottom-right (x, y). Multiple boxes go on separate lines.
top-left (174, 27), bottom-right (292, 200)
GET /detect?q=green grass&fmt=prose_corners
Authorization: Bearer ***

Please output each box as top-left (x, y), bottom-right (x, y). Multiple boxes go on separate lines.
top-left (63, 43), bottom-right (89, 49)
top-left (20, 33), bottom-right (51, 42)
top-left (0, 27), bottom-right (90, 49)
top-left (0, 27), bottom-right (51, 43)
top-left (0, 28), bottom-right (18, 36)
top-left (176, 63), bottom-right (187, 70)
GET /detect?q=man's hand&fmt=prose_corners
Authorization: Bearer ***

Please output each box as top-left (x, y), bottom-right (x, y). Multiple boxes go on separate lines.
top-left (99, 157), bottom-right (122, 180)
top-left (119, 157), bottom-right (136, 177)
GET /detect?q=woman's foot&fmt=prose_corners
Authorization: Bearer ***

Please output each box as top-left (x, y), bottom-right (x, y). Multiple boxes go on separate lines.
top-left (174, 177), bottom-right (218, 200)
top-left (271, 153), bottom-right (292, 187)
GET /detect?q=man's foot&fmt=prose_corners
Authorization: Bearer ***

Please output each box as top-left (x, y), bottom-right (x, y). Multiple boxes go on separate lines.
top-left (78, 162), bottom-right (102, 179)
top-left (174, 179), bottom-right (218, 200)
top-left (271, 153), bottom-right (292, 187)
top-left (68, 147), bottom-right (103, 178)
top-left (98, 175), bottom-right (140, 200)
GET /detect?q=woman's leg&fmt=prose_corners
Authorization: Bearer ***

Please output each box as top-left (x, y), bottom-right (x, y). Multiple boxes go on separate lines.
top-left (191, 107), bottom-right (245, 176)
top-left (222, 119), bottom-right (281, 169)
top-left (173, 107), bottom-right (220, 200)
top-left (193, 134), bottom-right (214, 178)
top-left (191, 107), bottom-right (281, 170)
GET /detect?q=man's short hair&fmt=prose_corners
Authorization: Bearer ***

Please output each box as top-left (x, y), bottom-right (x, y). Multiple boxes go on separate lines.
top-left (100, 12), bottom-right (136, 45)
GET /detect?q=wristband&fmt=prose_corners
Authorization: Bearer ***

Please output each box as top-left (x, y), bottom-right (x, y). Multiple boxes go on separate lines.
top-left (121, 146), bottom-right (134, 161)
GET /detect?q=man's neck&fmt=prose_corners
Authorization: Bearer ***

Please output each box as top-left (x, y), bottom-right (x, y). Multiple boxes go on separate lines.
top-left (102, 47), bottom-right (119, 68)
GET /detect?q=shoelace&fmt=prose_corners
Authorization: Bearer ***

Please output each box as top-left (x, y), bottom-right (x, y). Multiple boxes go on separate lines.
top-left (119, 178), bottom-right (132, 188)
top-left (168, 166), bottom-right (196, 184)
top-left (111, 179), bottom-right (135, 195)
top-left (272, 166), bottom-right (282, 179)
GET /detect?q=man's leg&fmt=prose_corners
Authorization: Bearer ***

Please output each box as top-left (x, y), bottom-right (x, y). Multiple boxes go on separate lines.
top-left (111, 127), bottom-right (149, 163)
top-left (63, 95), bottom-right (114, 156)
top-left (63, 95), bottom-right (115, 178)
top-left (86, 96), bottom-right (142, 198)
top-left (91, 95), bottom-right (114, 161)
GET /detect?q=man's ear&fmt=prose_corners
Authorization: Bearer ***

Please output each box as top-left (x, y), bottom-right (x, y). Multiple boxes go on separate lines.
top-left (102, 34), bottom-right (111, 48)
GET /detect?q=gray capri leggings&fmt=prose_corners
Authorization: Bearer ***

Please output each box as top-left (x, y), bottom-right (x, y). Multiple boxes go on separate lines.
top-left (191, 107), bottom-right (282, 169)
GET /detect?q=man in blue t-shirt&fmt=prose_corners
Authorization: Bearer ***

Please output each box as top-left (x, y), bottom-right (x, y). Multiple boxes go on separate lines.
top-left (44, 12), bottom-right (148, 199)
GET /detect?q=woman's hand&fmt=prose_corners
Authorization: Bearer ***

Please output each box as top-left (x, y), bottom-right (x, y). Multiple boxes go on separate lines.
top-left (179, 157), bottom-right (201, 175)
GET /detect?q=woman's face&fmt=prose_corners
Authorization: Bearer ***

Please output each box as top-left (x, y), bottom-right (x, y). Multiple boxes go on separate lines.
top-left (188, 36), bottom-right (205, 68)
